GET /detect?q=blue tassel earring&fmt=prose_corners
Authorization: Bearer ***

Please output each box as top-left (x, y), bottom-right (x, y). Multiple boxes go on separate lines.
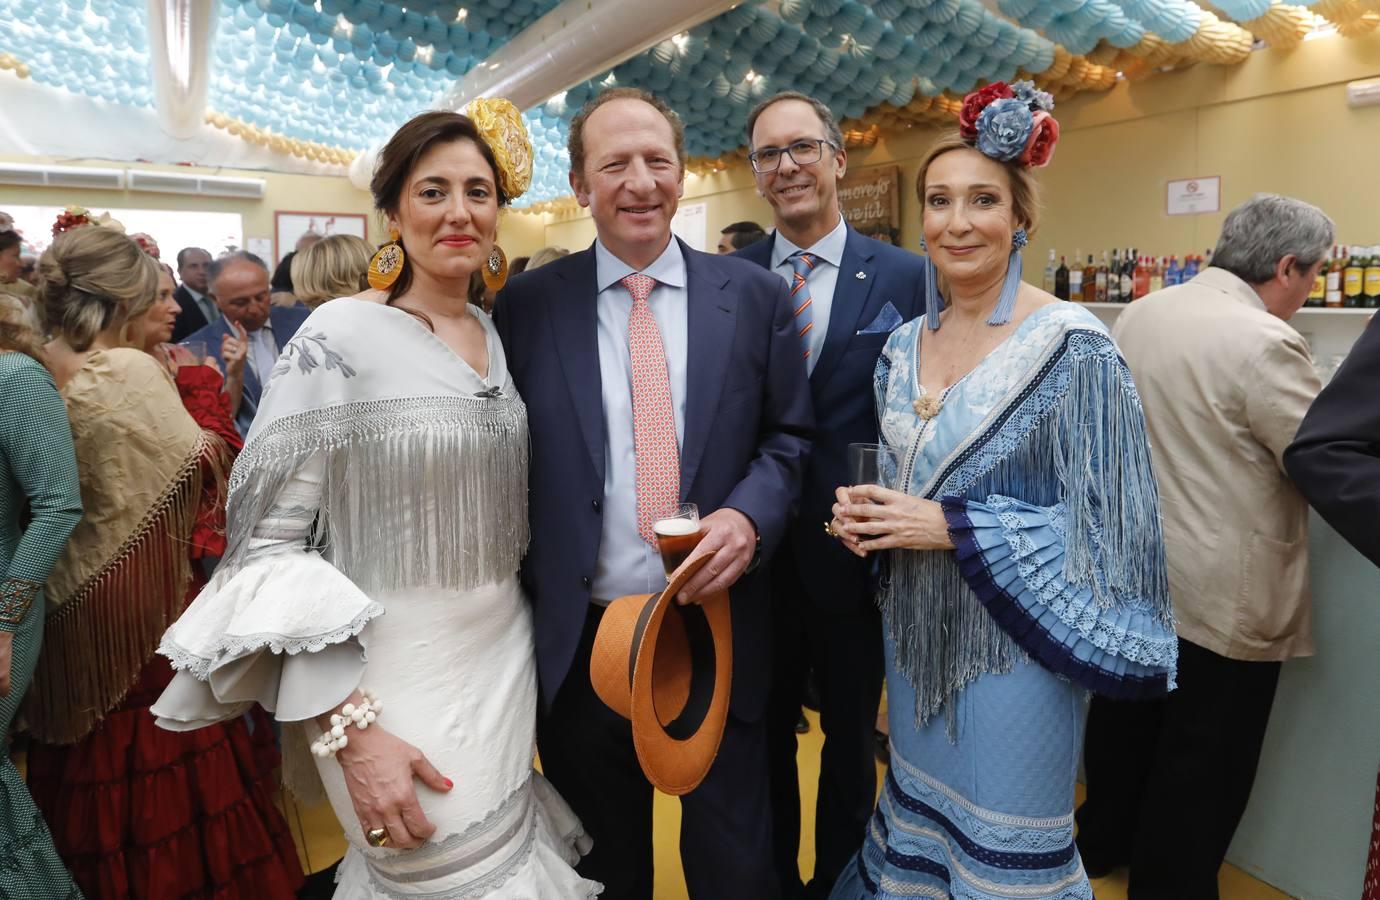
top-left (988, 228), bottom-right (1028, 327)
top-left (920, 235), bottom-right (944, 331)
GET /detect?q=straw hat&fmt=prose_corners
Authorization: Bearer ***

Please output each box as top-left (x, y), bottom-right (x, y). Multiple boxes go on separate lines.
top-left (590, 552), bottom-right (733, 796)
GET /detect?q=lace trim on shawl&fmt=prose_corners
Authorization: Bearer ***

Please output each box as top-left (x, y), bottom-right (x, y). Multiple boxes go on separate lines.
top-left (158, 601), bottom-right (385, 681)
top-left (880, 328), bottom-right (1171, 730)
top-left (24, 431), bottom-right (231, 744)
top-left (222, 394), bottom-right (529, 596)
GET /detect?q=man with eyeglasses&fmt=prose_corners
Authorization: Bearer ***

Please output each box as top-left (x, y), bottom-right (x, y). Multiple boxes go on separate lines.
top-left (736, 90), bottom-right (929, 900)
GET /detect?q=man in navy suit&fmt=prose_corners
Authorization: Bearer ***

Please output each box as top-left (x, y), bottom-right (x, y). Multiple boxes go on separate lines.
top-left (171, 246), bottom-right (217, 342)
top-left (736, 91), bottom-right (928, 899)
top-left (185, 251), bottom-right (309, 436)
top-left (495, 88), bottom-right (813, 900)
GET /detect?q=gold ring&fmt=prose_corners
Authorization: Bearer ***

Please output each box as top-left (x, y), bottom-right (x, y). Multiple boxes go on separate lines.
top-left (824, 519), bottom-right (837, 538)
top-left (365, 827), bottom-right (390, 848)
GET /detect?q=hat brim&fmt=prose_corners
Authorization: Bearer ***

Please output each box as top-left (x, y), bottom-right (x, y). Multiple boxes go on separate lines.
top-left (590, 552), bottom-right (733, 796)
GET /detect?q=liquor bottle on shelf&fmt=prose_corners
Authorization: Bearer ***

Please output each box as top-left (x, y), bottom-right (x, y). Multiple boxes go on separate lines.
top-left (1133, 255), bottom-right (1151, 300)
top-left (1183, 254), bottom-right (1200, 279)
top-left (1120, 249), bottom-right (1135, 303)
top-left (1043, 249), bottom-right (1057, 294)
top-left (1308, 251), bottom-right (1328, 308)
top-left (1055, 255), bottom-right (1070, 301)
top-left (1343, 245), bottom-right (1364, 308)
top-left (1069, 248), bottom-right (1084, 301)
top-left (1083, 255), bottom-right (1098, 303)
top-left (1364, 246), bottom-right (1380, 308)
top-left (1165, 255), bottom-right (1182, 287)
top-left (1107, 249), bottom-right (1122, 303)
top-left (1325, 244), bottom-right (1343, 308)
top-left (1148, 256), bottom-right (1164, 293)
top-left (1095, 252), bottom-right (1109, 303)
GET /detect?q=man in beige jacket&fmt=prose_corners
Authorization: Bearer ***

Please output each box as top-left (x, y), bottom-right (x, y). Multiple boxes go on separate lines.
top-left (1075, 194), bottom-right (1333, 898)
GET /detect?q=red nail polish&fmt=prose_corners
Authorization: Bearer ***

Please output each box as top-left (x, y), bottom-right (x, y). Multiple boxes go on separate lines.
top-left (445, 778), bottom-right (454, 789)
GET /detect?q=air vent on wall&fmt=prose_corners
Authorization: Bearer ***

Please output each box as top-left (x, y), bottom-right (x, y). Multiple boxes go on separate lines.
top-left (126, 170), bottom-right (265, 198)
top-left (0, 162), bottom-right (125, 190)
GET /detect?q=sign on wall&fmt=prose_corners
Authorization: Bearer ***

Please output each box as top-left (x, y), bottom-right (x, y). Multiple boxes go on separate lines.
top-left (671, 201), bottom-right (708, 252)
top-left (1166, 176), bottom-right (1221, 216)
top-left (839, 164), bottom-right (900, 245)
top-left (274, 211), bottom-right (368, 263)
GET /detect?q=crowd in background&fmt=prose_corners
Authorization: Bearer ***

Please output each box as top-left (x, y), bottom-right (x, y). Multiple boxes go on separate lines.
top-left (0, 80), bottom-right (1378, 900)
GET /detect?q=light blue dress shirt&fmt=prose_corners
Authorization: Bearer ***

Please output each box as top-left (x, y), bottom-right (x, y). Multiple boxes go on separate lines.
top-left (771, 215), bottom-right (847, 375)
top-left (248, 319), bottom-right (279, 386)
top-left (590, 237), bottom-right (690, 603)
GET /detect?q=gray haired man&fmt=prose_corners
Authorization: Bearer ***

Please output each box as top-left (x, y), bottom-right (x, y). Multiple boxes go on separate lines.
top-left (1076, 194), bottom-right (1334, 897)
top-left (184, 251), bottom-right (310, 435)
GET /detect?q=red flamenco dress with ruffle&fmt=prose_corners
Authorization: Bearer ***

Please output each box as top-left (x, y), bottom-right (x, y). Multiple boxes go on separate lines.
top-left (24, 350), bottom-right (303, 899)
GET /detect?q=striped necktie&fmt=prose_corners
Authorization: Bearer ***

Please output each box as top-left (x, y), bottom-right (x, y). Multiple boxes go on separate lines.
top-left (788, 251), bottom-right (817, 362)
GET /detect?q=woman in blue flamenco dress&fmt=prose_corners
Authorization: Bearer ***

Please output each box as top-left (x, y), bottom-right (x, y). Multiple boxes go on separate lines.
top-left (827, 83), bottom-right (1178, 900)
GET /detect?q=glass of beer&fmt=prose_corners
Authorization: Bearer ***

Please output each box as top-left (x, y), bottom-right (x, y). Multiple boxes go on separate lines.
top-left (654, 503), bottom-right (703, 580)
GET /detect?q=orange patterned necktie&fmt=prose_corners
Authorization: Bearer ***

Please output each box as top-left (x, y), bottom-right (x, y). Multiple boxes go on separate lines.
top-left (622, 273), bottom-right (680, 545)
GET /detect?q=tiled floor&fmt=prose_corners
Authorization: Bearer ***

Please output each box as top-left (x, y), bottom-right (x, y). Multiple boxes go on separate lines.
top-left (281, 709), bottom-right (1293, 899)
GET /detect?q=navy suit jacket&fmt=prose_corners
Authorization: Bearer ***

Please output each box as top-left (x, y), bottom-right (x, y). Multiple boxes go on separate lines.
top-left (170, 284), bottom-right (213, 343)
top-left (185, 304), bottom-right (310, 436)
top-left (736, 226), bottom-right (929, 613)
top-left (494, 239), bottom-right (814, 720)
top-left (1285, 316), bottom-right (1380, 566)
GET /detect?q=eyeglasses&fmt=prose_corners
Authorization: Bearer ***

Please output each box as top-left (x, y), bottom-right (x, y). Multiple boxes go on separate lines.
top-left (749, 139), bottom-right (836, 174)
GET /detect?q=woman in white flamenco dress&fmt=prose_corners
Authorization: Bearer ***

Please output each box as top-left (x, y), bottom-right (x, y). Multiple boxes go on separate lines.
top-left (151, 106), bottom-right (600, 898)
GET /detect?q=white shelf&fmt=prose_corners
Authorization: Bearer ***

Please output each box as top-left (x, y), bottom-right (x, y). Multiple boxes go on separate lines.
top-left (1079, 302), bottom-right (1374, 316)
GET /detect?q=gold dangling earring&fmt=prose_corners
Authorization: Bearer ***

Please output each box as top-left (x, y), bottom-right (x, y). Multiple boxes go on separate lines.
top-left (482, 244), bottom-right (509, 293)
top-left (368, 228), bottom-right (405, 291)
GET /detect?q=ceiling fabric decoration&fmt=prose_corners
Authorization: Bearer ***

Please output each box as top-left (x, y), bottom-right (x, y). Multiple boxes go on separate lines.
top-left (0, 0), bottom-right (1364, 205)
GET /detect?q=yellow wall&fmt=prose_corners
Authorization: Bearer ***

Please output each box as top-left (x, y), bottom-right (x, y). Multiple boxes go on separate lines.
top-left (0, 155), bottom-right (551, 259)
top-left (542, 31), bottom-right (1380, 268)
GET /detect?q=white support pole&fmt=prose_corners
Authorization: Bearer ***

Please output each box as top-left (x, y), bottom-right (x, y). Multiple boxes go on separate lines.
top-left (147, 0), bottom-right (218, 140)
top-left (442, 0), bottom-right (742, 111)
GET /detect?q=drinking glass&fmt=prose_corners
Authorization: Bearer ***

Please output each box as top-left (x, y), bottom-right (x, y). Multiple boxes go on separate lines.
top-left (178, 340), bottom-right (208, 365)
top-left (653, 503), bottom-right (703, 580)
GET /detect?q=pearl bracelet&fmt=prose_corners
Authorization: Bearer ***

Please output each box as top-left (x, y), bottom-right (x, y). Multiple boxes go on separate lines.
top-left (311, 689), bottom-right (384, 758)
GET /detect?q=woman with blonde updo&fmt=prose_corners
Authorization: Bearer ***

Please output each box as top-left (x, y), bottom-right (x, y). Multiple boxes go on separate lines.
top-left (290, 233), bottom-right (372, 308)
top-left (25, 224), bottom-right (303, 899)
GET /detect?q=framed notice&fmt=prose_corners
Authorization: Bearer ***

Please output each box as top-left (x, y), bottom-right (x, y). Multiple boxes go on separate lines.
top-left (274, 211), bottom-right (368, 263)
top-left (1166, 176), bottom-right (1221, 216)
top-left (671, 202), bottom-right (708, 252)
top-left (839, 164), bottom-right (901, 244)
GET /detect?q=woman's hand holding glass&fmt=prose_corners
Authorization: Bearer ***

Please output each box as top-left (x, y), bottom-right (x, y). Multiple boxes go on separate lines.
top-left (830, 485), bottom-right (955, 555)
top-left (318, 691), bottom-right (454, 850)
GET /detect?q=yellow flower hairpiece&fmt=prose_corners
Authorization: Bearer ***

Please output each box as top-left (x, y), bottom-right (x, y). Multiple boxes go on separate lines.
top-left (466, 97), bottom-right (533, 201)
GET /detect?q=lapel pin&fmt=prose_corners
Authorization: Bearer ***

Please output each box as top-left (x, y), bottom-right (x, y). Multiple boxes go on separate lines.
top-left (855, 271), bottom-right (866, 280)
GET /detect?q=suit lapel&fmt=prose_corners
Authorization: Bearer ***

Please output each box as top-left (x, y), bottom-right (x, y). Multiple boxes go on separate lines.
top-left (549, 248), bottom-right (606, 484)
top-left (809, 227), bottom-right (877, 388)
top-left (680, 243), bottom-right (734, 498)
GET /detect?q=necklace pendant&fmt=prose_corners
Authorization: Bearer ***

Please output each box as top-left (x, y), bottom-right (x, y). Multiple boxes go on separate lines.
top-left (913, 394), bottom-right (942, 420)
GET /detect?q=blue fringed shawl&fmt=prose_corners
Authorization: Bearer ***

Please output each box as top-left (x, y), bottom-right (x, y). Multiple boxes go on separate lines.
top-left (875, 305), bottom-right (1177, 728)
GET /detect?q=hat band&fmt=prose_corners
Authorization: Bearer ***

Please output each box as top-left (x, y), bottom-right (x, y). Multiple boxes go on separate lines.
top-left (628, 596), bottom-right (718, 742)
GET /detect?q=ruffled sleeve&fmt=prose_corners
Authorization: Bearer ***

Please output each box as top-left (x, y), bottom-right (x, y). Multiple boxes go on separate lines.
top-left (944, 495), bottom-right (1176, 697)
top-left (153, 454), bottom-right (384, 729)
top-left (940, 337), bottom-right (1178, 698)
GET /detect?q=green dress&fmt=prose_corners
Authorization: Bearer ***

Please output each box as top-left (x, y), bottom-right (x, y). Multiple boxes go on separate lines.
top-left (0, 351), bottom-right (83, 899)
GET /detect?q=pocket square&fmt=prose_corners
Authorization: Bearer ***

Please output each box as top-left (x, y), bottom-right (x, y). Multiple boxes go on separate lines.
top-left (858, 302), bottom-right (903, 335)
